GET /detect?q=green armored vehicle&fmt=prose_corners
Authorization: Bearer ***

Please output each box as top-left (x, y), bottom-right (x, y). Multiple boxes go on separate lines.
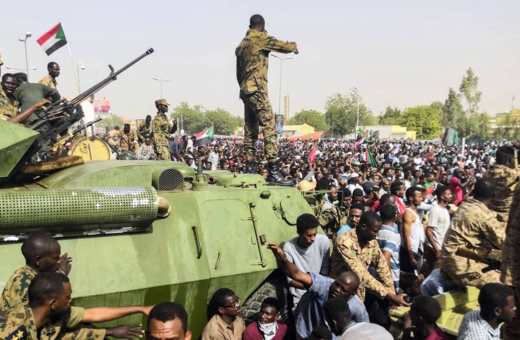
top-left (0, 51), bottom-right (313, 338)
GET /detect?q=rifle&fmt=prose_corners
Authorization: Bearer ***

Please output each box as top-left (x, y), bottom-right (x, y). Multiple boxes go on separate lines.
top-left (25, 48), bottom-right (154, 161)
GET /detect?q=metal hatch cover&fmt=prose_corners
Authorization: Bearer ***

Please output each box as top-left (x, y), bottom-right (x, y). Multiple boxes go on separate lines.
top-left (280, 197), bottom-right (300, 225)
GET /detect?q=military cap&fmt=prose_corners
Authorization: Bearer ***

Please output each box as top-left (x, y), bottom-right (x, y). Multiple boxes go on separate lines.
top-left (155, 99), bottom-right (170, 106)
top-left (13, 72), bottom-right (27, 81)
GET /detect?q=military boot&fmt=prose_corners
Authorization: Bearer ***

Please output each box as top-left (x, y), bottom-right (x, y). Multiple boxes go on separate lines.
top-left (245, 159), bottom-right (258, 174)
top-left (266, 160), bottom-right (293, 186)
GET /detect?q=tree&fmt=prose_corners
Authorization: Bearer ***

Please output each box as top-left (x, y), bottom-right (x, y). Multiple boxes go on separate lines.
top-left (287, 109), bottom-right (328, 131)
top-left (378, 106), bottom-right (401, 125)
top-left (170, 102), bottom-right (243, 135)
top-left (324, 93), bottom-right (376, 137)
top-left (443, 88), bottom-right (466, 134)
top-left (467, 113), bottom-right (491, 140)
top-left (398, 105), bottom-right (442, 139)
top-left (459, 68), bottom-right (482, 117)
top-left (97, 115), bottom-right (124, 130)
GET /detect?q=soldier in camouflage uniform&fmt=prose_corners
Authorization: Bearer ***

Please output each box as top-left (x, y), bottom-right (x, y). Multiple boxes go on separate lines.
top-left (0, 272), bottom-right (149, 340)
top-left (152, 99), bottom-right (177, 161)
top-left (0, 73), bottom-right (19, 121)
top-left (484, 145), bottom-right (520, 222)
top-left (38, 62), bottom-right (60, 90)
top-left (235, 14), bottom-right (298, 185)
top-left (441, 178), bottom-right (505, 289)
top-left (330, 211), bottom-right (408, 307)
top-left (118, 124), bottom-right (139, 153)
top-left (501, 177), bottom-right (520, 339)
top-left (137, 115), bottom-right (153, 142)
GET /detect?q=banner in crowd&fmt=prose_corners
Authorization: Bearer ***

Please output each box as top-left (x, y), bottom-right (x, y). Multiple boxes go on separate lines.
top-left (275, 114), bottom-right (284, 134)
top-left (194, 125), bottom-right (215, 146)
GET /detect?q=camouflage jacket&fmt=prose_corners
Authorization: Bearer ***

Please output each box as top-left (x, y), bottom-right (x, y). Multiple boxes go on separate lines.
top-left (153, 113), bottom-right (175, 140)
top-left (235, 29), bottom-right (298, 98)
top-left (319, 201), bottom-right (347, 239)
top-left (502, 183), bottom-right (520, 286)
top-left (330, 229), bottom-right (395, 302)
top-left (0, 303), bottom-right (105, 340)
top-left (0, 88), bottom-right (19, 121)
top-left (38, 74), bottom-right (57, 90)
top-left (485, 164), bottom-right (520, 219)
top-left (441, 199), bottom-right (505, 287)
top-left (0, 266), bottom-right (37, 311)
top-left (138, 122), bottom-right (153, 140)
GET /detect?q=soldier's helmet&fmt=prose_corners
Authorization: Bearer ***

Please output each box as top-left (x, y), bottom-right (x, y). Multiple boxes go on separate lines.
top-left (117, 151), bottom-right (137, 160)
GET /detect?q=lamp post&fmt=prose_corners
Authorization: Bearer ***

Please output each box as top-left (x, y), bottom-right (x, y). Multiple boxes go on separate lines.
top-left (272, 54), bottom-right (292, 117)
top-left (152, 78), bottom-right (171, 98)
top-left (350, 87), bottom-right (360, 137)
top-left (77, 62), bottom-right (85, 93)
top-left (18, 32), bottom-right (32, 81)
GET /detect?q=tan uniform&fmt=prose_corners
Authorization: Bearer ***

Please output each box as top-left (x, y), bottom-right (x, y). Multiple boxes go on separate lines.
top-left (118, 130), bottom-right (139, 152)
top-left (319, 201), bottom-right (346, 239)
top-left (137, 122), bottom-right (153, 141)
top-left (484, 164), bottom-right (520, 222)
top-left (235, 29), bottom-right (297, 161)
top-left (0, 88), bottom-right (19, 121)
top-left (0, 265), bottom-right (37, 311)
top-left (38, 74), bottom-right (57, 89)
top-left (330, 229), bottom-right (395, 302)
top-left (441, 199), bottom-right (505, 288)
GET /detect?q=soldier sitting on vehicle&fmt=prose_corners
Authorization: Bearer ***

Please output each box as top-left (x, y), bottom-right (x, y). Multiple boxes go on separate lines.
top-left (0, 272), bottom-right (152, 340)
top-left (267, 242), bottom-right (368, 340)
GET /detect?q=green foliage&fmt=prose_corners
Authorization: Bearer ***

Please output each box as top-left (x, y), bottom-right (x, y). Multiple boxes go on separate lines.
top-left (170, 102), bottom-right (243, 135)
top-left (97, 115), bottom-right (124, 129)
top-left (494, 110), bottom-right (520, 140)
top-left (287, 109), bottom-right (328, 131)
top-left (468, 113), bottom-right (490, 140)
top-left (459, 67), bottom-right (482, 117)
top-left (443, 88), bottom-right (465, 131)
top-left (378, 106), bottom-right (401, 125)
top-left (398, 105), bottom-right (442, 139)
top-left (324, 93), bottom-right (376, 136)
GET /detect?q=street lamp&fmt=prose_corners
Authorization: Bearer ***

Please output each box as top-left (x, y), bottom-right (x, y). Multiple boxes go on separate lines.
top-left (77, 62), bottom-right (85, 93)
top-left (152, 78), bottom-right (171, 98)
top-left (18, 32), bottom-right (32, 81)
top-left (272, 54), bottom-right (292, 117)
top-left (350, 87), bottom-right (360, 137)
top-left (6, 66), bottom-right (37, 72)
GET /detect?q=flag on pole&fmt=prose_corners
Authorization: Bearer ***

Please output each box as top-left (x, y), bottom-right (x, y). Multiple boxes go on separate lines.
top-left (366, 148), bottom-right (377, 167)
top-left (194, 126), bottom-right (215, 147)
top-left (309, 132), bottom-right (313, 140)
top-left (308, 147), bottom-right (318, 164)
top-left (355, 131), bottom-right (369, 148)
top-left (37, 23), bottom-right (67, 56)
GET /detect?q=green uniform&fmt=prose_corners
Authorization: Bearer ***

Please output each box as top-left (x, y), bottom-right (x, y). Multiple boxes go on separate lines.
top-left (12, 83), bottom-right (60, 124)
top-left (0, 304), bottom-right (104, 340)
top-left (152, 113), bottom-right (175, 160)
top-left (0, 88), bottom-right (19, 121)
top-left (235, 29), bottom-right (297, 161)
top-left (319, 201), bottom-right (346, 239)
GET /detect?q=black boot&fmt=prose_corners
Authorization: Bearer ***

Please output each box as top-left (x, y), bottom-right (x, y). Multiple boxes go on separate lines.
top-left (246, 160), bottom-right (257, 174)
top-left (267, 160), bottom-right (293, 186)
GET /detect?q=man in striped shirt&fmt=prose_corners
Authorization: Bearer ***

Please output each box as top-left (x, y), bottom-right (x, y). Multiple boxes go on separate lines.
top-left (377, 204), bottom-right (401, 290)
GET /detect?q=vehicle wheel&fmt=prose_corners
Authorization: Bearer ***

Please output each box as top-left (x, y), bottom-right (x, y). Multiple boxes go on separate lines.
top-left (239, 269), bottom-right (290, 325)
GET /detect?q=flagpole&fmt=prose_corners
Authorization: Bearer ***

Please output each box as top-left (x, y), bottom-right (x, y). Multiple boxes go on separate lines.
top-left (67, 44), bottom-right (80, 95)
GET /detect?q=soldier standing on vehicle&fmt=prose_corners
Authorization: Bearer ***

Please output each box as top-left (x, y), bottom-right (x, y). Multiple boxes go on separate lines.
top-left (484, 145), bottom-right (520, 222)
top-left (38, 62), bottom-right (60, 89)
top-left (441, 178), bottom-right (505, 289)
top-left (235, 14), bottom-right (298, 185)
top-left (153, 99), bottom-right (177, 160)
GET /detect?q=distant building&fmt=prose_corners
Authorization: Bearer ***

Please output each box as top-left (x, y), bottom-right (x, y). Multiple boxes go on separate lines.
top-left (348, 125), bottom-right (416, 140)
top-left (281, 124), bottom-right (315, 138)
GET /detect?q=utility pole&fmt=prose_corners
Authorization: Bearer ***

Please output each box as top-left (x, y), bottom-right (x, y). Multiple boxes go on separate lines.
top-left (18, 32), bottom-right (32, 81)
top-left (272, 54), bottom-right (292, 116)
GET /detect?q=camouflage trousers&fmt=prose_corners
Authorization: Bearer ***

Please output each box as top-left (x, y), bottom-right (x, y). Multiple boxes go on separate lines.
top-left (242, 92), bottom-right (277, 161)
top-left (154, 137), bottom-right (170, 160)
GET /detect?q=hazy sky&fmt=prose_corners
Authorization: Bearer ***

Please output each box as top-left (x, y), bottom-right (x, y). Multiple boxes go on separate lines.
top-left (2, 0), bottom-right (519, 121)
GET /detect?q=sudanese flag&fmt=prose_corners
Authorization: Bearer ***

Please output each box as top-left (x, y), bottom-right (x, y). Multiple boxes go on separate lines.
top-left (37, 23), bottom-right (67, 56)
